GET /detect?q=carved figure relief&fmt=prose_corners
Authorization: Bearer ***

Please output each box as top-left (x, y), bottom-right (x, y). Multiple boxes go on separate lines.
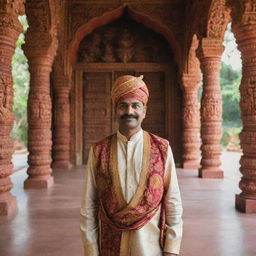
top-left (201, 95), bottom-right (222, 121)
top-left (0, 73), bottom-right (13, 123)
top-left (116, 27), bottom-right (135, 62)
top-left (241, 0), bottom-right (256, 25)
top-left (29, 94), bottom-right (51, 121)
top-left (240, 79), bottom-right (256, 114)
top-left (101, 28), bottom-right (116, 62)
top-left (183, 97), bottom-right (200, 124)
top-left (54, 104), bottom-right (69, 125)
top-left (77, 16), bottom-right (172, 63)
top-left (78, 33), bottom-right (101, 62)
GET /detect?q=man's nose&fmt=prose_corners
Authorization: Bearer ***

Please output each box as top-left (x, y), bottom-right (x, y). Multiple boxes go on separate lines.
top-left (126, 105), bottom-right (133, 114)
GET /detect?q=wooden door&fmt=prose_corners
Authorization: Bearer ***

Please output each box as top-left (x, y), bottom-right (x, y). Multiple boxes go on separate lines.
top-left (80, 65), bottom-right (169, 163)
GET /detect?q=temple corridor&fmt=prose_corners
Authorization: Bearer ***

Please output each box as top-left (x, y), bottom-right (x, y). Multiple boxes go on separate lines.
top-left (0, 151), bottom-right (255, 256)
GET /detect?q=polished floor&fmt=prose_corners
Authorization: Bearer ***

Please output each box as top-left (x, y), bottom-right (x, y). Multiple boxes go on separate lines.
top-left (1, 151), bottom-right (256, 256)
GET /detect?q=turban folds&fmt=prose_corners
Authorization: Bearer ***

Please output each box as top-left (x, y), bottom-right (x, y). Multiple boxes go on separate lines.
top-left (111, 75), bottom-right (149, 105)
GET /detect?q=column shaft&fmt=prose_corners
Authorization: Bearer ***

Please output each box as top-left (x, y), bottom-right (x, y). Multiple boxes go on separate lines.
top-left (0, 1), bottom-right (24, 216)
top-left (182, 75), bottom-right (201, 169)
top-left (52, 86), bottom-right (71, 169)
top-left (199, 39), bottom-right (224, 178)
top-left (233, 30), bottom-right (256, 213)
top-left (24, 58), bottom-right (54, 189)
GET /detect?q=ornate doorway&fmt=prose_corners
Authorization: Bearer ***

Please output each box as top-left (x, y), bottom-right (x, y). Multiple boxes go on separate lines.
top-left (72, 15), bottom-right (182, 165)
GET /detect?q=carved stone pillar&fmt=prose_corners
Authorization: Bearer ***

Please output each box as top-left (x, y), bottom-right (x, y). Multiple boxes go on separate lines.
top-left (232, 0), bottom-right (256, 212)
top-left (0, 1), bottom-right (24, 216)
top-left (23, 0), bottom-right (58, 189)
top-left (23, 57), bottom-right (54, 189)
top-left (52, 85), bottom-right (72, 169)
top-left (198, 38), bottom-right (224, 178)
top-left (182, 74), bottom-right (201, 169)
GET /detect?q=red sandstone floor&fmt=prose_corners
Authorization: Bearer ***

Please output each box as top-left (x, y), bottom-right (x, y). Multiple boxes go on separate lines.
top-left (1, 151), bottom-right (256, 256)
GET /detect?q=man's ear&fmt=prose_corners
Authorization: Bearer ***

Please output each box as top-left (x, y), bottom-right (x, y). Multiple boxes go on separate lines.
top-left (143, 105), bottom-right (147, 117)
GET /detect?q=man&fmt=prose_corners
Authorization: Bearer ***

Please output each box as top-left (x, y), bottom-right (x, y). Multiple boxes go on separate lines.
top-left (80, 75), bottom-right (183, 256)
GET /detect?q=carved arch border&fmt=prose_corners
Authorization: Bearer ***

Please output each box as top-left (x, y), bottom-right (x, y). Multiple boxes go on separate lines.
top-left (206, 0), bottom-right (232, 40)
top-left (67, 4), bottom-right (182, 76)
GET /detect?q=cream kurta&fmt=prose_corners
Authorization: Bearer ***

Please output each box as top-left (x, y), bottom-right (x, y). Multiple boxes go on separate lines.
top-left (80, 129), bottom-right (183, 255)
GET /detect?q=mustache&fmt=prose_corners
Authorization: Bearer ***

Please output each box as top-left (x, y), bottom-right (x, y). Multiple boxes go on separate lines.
top-left (120, 114), bottom-right (138, 120)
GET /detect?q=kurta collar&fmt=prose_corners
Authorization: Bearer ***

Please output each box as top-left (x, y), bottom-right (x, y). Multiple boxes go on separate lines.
top-left (117, 129), bottom-right (143, 143)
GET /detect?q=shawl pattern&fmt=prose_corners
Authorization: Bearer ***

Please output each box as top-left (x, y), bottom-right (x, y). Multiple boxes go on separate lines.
top-left (93, 131), bottom-right (168, 255)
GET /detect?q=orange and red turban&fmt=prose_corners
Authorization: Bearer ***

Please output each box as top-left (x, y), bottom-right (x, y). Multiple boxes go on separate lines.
top-left (111, 75), bottom-right (149, 105)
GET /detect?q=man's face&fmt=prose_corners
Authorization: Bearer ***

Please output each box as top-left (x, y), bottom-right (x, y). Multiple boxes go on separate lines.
top-left (116, 98), bottom-right (147, 131)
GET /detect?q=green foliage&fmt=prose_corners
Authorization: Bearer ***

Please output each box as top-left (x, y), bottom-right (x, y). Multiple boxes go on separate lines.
top-left (220, 62), bottom-right (241, 126)
top-left (220, 63), bottom-right (242, 149)
top-left (11, 15), bottom-right (29, 147)
top-left (221, 125), bottom-right (241, 150)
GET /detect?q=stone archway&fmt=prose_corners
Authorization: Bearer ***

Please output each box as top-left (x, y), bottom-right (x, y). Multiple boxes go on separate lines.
top-left (71, 14), bottom-right (183, 166)
top-left (68, 5), bottom-right (182, 70)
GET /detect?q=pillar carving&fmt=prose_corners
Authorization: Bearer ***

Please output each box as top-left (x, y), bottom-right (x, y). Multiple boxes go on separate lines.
top-left (24, 58), bottom-right (55, 189)
top-left (0, 0), bottom-right (24, 216)
top-left (181, 34), bottom-right (201, 169)
top-left (231, 0), bottom-right (256, 213)
top-left (182, 74), bottom-right (201, 169)
top-left (23, 0), bottom-right (58, 189)
top-left (52, 83), bottom-right (71, 169)
top-left (198, 38), bottom-right (224, 178)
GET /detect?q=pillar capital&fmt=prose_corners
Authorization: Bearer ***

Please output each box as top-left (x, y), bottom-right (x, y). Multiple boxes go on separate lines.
top-left (0, 0), bottom-right (24, 40)
top-left (22, 0), bottom-right (58, 62)
top-left (197, 38), bottom-right (225, 59)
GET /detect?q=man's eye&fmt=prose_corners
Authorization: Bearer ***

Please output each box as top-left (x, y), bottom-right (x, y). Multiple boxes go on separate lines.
top-left (133, 104), bottom-right (141, 109)
top-left (118, 104), bottom-right (126, 109)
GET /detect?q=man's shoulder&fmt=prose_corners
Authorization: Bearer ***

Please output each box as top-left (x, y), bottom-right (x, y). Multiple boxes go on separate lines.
top-left (92, 134), bottom-right (116, 151)
top-left (145, 131), bottom-right (169, 146)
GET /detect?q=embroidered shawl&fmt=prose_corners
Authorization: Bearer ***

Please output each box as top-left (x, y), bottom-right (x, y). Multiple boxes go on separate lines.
top-left (93, 131), bottom-right (169, 255)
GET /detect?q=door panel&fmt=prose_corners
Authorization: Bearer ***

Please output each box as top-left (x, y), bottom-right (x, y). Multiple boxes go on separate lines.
top-left (83, 72), bottom-right (112, 161)
top-left (140, 72), bottom-right (166, 138)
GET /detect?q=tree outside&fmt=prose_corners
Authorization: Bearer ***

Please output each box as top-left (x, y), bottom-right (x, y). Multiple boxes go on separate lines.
top-left (220, 23), bottom-right (242, 151)
top-left (11, 15), bottom-right (29, 151)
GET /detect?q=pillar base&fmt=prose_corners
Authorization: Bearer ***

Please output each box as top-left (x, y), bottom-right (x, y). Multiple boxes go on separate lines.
top-left (183, 160), bottom-right (200, 169)
top-left (199, 168), bottom-right (224, 178)
top-left (236, 194), bottom-right (256, 213)
top-left (0, 193), bottom-right (17, 217)
top-left (52, 161), bottom-right (72, 169)
top-left (24, 176), bottom-right (54, 189)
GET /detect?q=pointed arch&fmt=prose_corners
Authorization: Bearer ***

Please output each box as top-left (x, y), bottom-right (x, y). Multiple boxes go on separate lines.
top-left (68, 5), bottom-right (181, 72)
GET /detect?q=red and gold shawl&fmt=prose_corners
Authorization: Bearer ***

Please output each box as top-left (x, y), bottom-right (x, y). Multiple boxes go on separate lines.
top-left (93, 131), bottom-right (169, 256)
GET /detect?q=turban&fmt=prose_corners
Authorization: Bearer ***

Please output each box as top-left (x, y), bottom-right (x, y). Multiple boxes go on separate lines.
top-left (111, 75), bottom-right (149, 105)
